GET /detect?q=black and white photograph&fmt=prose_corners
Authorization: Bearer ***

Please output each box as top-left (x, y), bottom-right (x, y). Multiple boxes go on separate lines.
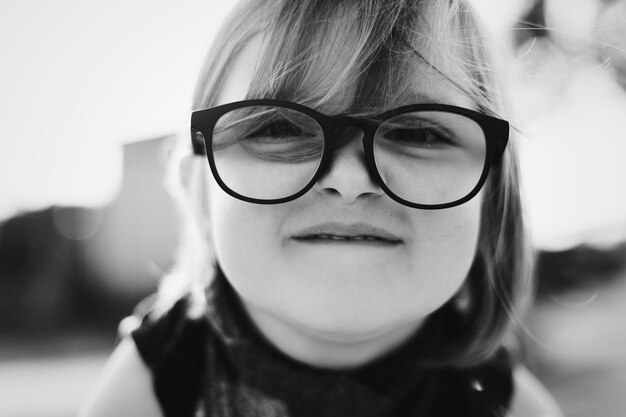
top-left (1, 1), bottom-right (626, 416)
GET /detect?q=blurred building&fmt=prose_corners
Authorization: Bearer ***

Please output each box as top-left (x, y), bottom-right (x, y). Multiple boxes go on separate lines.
top-left (0, 136), bottom-right (179, 338)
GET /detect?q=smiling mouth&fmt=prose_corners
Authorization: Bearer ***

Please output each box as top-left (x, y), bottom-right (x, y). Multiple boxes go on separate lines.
top-left (290, 222), bottom-right (404, 246)
top-left (292, 234), bottom-right (402, 245)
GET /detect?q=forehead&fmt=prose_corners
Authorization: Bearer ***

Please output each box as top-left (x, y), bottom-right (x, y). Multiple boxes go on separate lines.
top-left (216, 31), bottom-right (476, 112)
top-left (398, 63), bottom-right (477, 110)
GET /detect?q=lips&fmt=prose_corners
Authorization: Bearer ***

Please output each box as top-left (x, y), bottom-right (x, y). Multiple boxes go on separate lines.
top-left (291, 222), bottom-right (403, 245)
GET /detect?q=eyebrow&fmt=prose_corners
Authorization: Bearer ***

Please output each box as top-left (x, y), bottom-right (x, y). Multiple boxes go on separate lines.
top-left (402, 90), bottom-right (477, 110)
top-left (411, 92), bottom-right (444, 103)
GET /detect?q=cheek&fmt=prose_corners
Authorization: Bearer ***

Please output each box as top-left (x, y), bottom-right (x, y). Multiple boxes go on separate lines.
top-left (401, 196), bottom-right (482, 313)
top-left (207, 180), bottom-right (286, 291)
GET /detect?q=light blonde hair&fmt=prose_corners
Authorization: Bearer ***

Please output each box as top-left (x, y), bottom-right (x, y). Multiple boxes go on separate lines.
top-left (156, 0), bottom-right (533, 368)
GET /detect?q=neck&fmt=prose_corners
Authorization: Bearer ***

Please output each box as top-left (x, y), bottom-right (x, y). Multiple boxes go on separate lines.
top-left (240, 301), bottom-right (424, 370)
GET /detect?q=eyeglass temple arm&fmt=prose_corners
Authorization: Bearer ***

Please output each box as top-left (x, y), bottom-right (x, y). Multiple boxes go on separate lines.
top-left (191, 128), bottom-right (207, 155)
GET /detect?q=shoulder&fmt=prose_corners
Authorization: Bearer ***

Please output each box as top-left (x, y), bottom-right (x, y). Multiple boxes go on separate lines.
top-left (78, 338), bottom-right (163, 417)
top-left (509, 365), bottom-right (564, 417)
top-left (79, 294), bottom-right (211, 417)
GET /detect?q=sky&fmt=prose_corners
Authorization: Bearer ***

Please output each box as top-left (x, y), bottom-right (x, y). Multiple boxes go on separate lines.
top-left (1, 0), bottom-right (626, 250)
top-left (0, 0), bottom-right (236, 216)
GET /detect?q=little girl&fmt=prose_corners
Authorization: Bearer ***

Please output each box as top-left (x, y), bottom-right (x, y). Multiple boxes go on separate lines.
top-left (81, 0), bottom-right (562, 416)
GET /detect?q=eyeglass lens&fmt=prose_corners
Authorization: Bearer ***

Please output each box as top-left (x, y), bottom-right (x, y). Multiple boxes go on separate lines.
top-left (210, 105), bottom-right (487, 205)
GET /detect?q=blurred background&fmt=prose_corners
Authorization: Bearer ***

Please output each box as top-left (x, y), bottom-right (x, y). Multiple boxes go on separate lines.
top-left (1, 0), bottom-right (625, 416)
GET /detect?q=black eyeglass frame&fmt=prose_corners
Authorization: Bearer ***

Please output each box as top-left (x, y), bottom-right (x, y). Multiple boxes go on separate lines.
top-left (190, 99), bottom-right (509, 210)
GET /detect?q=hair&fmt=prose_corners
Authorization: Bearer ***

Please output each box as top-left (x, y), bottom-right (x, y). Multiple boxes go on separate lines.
top-left (155, 0), bottom-right (534, 368)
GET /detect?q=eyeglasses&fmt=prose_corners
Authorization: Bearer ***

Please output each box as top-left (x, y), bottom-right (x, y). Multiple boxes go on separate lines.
top-left (190, 99), bottom-right (509, 210)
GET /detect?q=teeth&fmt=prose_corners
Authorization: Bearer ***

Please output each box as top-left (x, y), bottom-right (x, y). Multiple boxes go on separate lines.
top-left (314, 234), bottom-right (381, 241)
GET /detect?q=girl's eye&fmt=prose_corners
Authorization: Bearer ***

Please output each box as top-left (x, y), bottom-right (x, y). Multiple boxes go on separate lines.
top-left (382, 127), bottom-right (455, 149)
top-left (244, 120), bottom-right (304, 142)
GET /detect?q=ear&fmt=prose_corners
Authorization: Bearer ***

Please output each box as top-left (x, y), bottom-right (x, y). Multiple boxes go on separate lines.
top-left (172, 151), bottom-right (213, 232)
top-left (177, 152), bottom-right (197, 191)
top-left (175, 152), bottom-right (217, 265)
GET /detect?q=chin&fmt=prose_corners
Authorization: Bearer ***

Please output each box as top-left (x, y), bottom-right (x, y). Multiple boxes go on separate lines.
top-left (294, 311), bottom-right (394, 342)
top-left (279, 287), bottom-right (411, 339)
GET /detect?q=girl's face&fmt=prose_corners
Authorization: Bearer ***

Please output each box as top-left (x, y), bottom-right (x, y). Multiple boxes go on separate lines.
top-left (206, 35), bottom-right (482, 346)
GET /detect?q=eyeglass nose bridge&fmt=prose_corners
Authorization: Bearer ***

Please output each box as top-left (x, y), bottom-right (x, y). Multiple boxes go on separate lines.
top-left (326, 114), bottom-right (378, 149)
top-left (319, 114), bottom-right (380, 183)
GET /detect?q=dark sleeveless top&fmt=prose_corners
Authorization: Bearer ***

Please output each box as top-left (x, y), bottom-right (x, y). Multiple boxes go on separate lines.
top-left (130, 272), bottom-right (514, 417)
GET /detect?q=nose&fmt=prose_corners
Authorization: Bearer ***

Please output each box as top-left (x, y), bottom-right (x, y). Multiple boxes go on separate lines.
top-left (314, 126), bottom-right (384, 204)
